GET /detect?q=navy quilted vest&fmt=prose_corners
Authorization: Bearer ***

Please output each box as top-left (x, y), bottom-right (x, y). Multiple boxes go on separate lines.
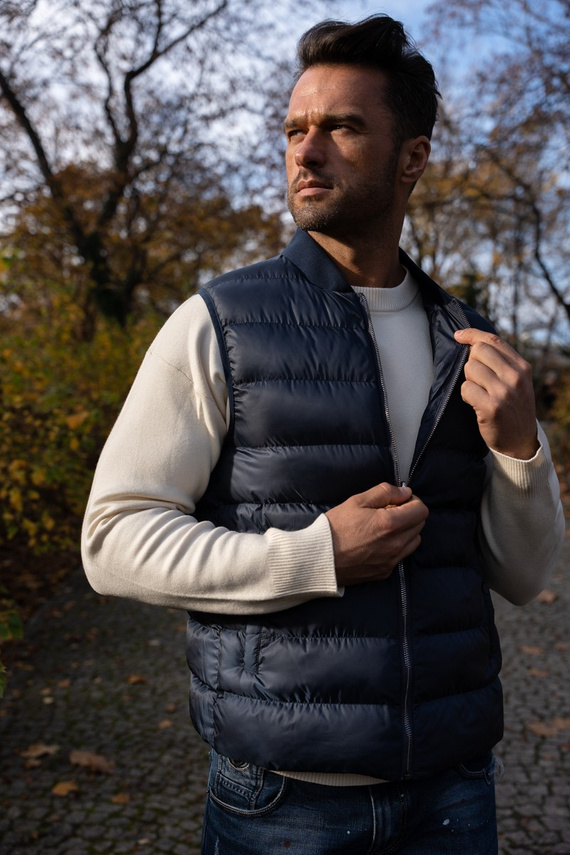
top-left (188, 230), bottom-right (503, 781)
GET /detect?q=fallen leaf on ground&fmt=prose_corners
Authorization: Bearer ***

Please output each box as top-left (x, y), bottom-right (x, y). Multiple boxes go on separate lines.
top-left (158, 719), bottom-right (173, 729)
top-left (527, 718), bottom-right (570, 738)
top-left (126, 674), bottom-right (147, 685)
top-left (527, 721), bottom-right (558, 737)
top-left (111, 792), bottom-right (130, 804)
top-left (70, 749), bottom-right (114, 774)
top-left (536, 589), bottom-right (557, 604)
top-left (528, 668), bottom-right (548, 678)
top-left (20, 742), bottom-right (60, 760)
top-left (52, 780), bottom-right (78, 796)
top-left (520, 645), bottom-right (544, 655)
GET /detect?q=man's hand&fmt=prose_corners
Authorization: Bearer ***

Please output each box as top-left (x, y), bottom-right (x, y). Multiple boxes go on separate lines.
top-left (325, 483), bottom-right (429, 586)
top-left (454, 328), bottom-right (539, 460)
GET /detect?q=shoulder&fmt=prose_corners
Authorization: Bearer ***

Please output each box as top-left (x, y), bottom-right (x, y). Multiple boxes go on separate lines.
top-left (201, 253), bottom-right (289, 293)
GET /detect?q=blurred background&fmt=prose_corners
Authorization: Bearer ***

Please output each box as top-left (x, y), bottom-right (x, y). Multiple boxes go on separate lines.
top-left (1, 0), bottom-right (568, 685)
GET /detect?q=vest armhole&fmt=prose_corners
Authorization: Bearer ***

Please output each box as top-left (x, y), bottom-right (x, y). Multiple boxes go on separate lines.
top-left (198, 287), bottom-right (235, 436)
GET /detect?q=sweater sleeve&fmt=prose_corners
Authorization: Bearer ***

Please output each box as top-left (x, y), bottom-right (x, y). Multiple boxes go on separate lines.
top-left (81, 295), bottom-right (340, 614)
top-left (479, 423), bottom-right (565, 605)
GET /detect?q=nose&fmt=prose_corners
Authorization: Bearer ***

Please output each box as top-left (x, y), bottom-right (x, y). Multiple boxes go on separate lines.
top-left (294, 129), bottom-right (326, 168)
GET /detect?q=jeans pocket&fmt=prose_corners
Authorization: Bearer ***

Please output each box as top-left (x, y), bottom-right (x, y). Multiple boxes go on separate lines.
top-left (456, 753), bottom-right (497, 786)
top-left (208, 750), bottom-right (288, 816)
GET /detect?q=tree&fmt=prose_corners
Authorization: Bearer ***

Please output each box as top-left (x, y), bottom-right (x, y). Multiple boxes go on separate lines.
top-left (420, 0), bottom-right (570, 345)
top-left (0, 0), bottom-right (338, 691)
top-left (0, 0), bottom-right (327, 338)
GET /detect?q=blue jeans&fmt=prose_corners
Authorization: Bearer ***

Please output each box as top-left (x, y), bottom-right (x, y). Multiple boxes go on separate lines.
top-left (201, 751), bottom-right (498, 854)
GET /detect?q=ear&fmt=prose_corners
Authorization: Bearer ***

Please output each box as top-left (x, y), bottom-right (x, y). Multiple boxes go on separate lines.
top-left (399, 136), bottom-right (431, 187)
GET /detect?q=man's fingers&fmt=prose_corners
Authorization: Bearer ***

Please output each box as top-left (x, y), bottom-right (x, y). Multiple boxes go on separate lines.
top-left (455, 327), bottom-right (508, 351)
top-left (326, 484), bottom-right (428, 582)
top-left (377, 494), bottom-right (428, 531)
top-left (356, 481), bottom-right (412, 509)
top-left (454, 327), bottom-right (538, 459)
top-left (455, 328), bottom-right (526, 372)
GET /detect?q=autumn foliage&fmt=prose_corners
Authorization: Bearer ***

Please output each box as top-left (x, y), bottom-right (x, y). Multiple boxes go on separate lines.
top-left (0, 294), bottom-right (164, 683)
top-left (0, 300), bottom-right (161, 556)
top-left (0, 0), bottom-right (290, 681)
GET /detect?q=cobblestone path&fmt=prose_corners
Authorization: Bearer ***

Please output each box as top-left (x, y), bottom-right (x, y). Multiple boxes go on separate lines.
top-left (1, 538), bottom-right (568, 854)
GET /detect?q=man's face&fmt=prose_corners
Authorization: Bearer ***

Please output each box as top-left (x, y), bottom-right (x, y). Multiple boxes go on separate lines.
top-left (285, 64), bottom-right (402, 238)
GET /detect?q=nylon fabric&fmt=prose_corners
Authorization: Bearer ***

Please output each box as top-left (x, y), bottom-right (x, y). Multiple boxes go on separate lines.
top-left (188, 229), bottom-right (502, 781)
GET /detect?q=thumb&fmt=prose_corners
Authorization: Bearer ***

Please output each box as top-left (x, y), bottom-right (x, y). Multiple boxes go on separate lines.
top-left (356, 482), bottom-right (412, 509)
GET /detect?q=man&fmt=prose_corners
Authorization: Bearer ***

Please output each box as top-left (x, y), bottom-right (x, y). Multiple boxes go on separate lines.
top-left (82, 15), bottom-right (564, 854)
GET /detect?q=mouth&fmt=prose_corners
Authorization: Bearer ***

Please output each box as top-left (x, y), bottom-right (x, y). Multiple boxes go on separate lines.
top-left (294, 175), bottom-right (334, 197)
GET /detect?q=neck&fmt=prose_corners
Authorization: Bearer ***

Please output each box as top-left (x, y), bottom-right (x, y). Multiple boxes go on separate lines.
top-left (308, 230), bottom-right (405, 289)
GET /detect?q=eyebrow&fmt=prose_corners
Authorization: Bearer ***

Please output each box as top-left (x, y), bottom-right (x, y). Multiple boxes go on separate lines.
top-left (283, 112), bottom-right (368, 132)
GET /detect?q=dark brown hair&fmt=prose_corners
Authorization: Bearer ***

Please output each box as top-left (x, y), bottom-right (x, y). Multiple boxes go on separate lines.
top-left (296, 15), bottom-right (440, 144)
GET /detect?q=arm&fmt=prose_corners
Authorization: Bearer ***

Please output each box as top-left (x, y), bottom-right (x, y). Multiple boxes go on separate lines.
top-left (454, 328), bottom-right (565, 604)
top-left (81, 295), bottom-right (339, 614)
top-left (479, 425), bottom-right (565, 605)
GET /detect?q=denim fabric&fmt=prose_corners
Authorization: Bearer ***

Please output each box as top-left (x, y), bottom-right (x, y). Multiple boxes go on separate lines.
top-left (200, 750), bottom-right (498, 854)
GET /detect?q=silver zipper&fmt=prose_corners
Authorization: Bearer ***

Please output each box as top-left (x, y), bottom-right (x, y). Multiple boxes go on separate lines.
top-left (357, 293), bottom-right (401, 484)
top-left (358, 293), bottom-right (412, 776)
top-left (358, 293), bottom-right (471, 779)
top-left (399, 559), bottom-right (413, 777)
top-left (406, 298), bottom-right (471, 486)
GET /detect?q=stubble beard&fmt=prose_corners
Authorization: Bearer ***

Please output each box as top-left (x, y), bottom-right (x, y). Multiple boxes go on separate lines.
top-left (287, 172), bottom-right (398, 239)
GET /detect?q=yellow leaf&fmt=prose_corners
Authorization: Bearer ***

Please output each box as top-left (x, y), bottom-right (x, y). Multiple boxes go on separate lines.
top-left (526, 718), bottom-right (570, 738)
top-left (69, 749), bottom-right (114, 774)
top-left (526, 721), bottom-right (557, 738)
top-left (31, 468), bottom-right (47, 486)
top-left (9, 488), bottom-right (23, 514)
top-left (20, 742), bottom-right (60, 760)
top-left (41, 511), bottom-right (55, 531)
top-left (22, 518), bottom-right (38, 537)
top-left (65, 411), bottom-right (90, 430)
top-left (52, 780), bottom-right (78, 796)
top-left (8, 459), bottom-right (26, 478)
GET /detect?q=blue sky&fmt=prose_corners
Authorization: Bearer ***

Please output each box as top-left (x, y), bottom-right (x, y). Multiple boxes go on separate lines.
top-left (337, 0), bottom-right (431, 39)
top-left (296, 1), bottom-right (432, 45)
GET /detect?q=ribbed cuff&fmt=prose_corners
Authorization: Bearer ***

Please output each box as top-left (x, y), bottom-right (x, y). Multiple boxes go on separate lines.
top-left (490, 426), bottom-right (551, 499)
top-left (267, 515), bottom-right (340, 600)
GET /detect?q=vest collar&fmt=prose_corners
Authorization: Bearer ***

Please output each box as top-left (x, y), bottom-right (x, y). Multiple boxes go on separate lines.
top-left (282, 229), bottom-right (456, 313)
top-left (281, 229), bottom-right (353, 293)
